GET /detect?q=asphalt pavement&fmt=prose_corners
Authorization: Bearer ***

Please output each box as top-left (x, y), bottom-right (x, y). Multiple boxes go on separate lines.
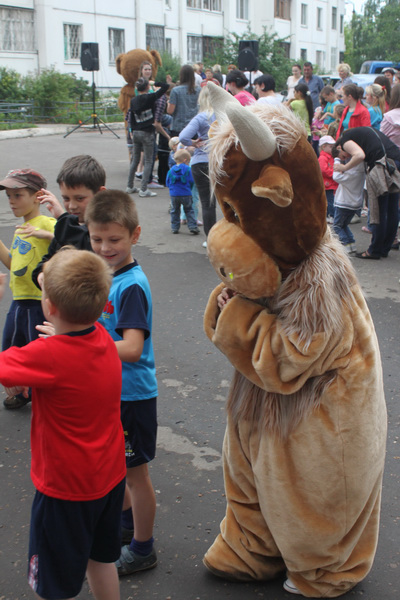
top-left (0, 126), bottom-right (398, 600)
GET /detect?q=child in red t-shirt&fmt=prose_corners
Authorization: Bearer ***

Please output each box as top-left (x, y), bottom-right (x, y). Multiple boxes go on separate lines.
top-left (318, 135), bottom-right (338, 224)
top-left (0, 249), bottom-right (126, 600)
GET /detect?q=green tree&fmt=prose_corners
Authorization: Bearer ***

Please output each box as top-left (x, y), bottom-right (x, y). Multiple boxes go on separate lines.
top-left (344, 0), bottom-right (400, 72)
top-left (204, 27), bottom-right (295, 90)
top-left (0, 67), bottom-right (24, 102)
top-left (156, 51), bottom-right (182, 83)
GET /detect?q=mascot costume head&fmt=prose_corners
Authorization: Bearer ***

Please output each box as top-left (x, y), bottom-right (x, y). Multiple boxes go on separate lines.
top-left (202, 83), bottom-right (387, 598)
top-left (116, 48), bottom-right (162, 115)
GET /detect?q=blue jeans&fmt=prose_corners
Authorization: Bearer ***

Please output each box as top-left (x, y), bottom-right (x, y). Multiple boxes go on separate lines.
top-left (127, 130), bottom-right (155, 191)
top-left (170, 196), bottom-right (197, 231)
top-left (326, 189), bottom-right (335, 218)
top-left (333, 207), bottom-right (356, 245)
top-left (368, 192), bottom-right (399, 257)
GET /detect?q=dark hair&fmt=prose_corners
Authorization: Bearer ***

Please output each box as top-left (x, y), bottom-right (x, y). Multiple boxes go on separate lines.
top-left (389, 83), bottom-right (400, 110)
top-left (225, 69), bottom-right (249, 89)
top-left (331, 146), bottom-right (341, 159)
top-left (303, 61), bottom-right (313, 69)
top-left (343, 84), bottom-right (363, 101)
top-left (135, 77), bottom-right (149, 92)
top-left (294, 83), bottom-right (314, 128)
top-left (334, 104), bottom-right (345, 118)
top-left (374, 75), bottom-right (391, 103)
top-left (179, 65), bottom-right (196, 94)
top-left (254, 74), bottom-right (275, 92)
top-left (293, 63), bottom-right (302, 70)
top-left (321, 85), bottom-right (335, 96)
top-left (56, 155), bottom-right (106, 193)
top-left (85, 189), bottom-right (139, 234)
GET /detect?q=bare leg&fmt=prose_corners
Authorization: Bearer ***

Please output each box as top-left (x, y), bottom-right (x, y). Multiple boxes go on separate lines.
top-left (126, 464), bottom-right (155, 541)
top-left (86, 559), bottom-right (120, 600)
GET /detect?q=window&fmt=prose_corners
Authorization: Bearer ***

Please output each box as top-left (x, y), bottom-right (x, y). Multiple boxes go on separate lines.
top-left (280, 41), bottom-right (291, 58)
top-left (332, 7), bottom-right (337, 30)
top-left (166, 38), bottom-right (172, 54)
top-left (187, 35), bottom-right (202, 63)
top-left (203, 36), bottom-right (223, 61)
top-left (64, 23), bottom-right (82, 60)
top-left (146, 24), bottom-right (165, 53)
top-left (237, 0), bottom-right (249, 20)
top-left (330, 47), bottom-right (337, 70)
top-left (108, 28), bottom-right (125, 62)
top-left (0, 7), bottom-right (35, 52)
top-left (300, 48), bottom-right (307, 61)
top-left (316, 50), bottom-right (325, 70)
top-left (340, 15), bottom-right (344, 34)
top-left (301, 4), bottom-right (308, 26)
top-left (275, 0), bottom-right (290, 20)
top-left (187, 0), bottom-right (221, 9)
top-left (317, 7), bottom-right (322, 30)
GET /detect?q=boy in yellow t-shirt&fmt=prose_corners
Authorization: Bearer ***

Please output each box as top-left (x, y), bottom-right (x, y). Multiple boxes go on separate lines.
top-left (0, 169), bottom-right (55, 409)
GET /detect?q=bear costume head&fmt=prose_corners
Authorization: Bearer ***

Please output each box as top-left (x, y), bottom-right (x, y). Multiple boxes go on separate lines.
top-left (206, 83), bottom-right (327, 298)
top-left (116, 49), bottom-right (162, 114)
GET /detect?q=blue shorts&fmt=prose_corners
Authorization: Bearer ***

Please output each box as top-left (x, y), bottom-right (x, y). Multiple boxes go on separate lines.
top-left (121, 398), bottom-right (157, 468)
top-left (28, 478), bottom-right (125, 600)
top-left (2, 299), bottom-right (44, 350)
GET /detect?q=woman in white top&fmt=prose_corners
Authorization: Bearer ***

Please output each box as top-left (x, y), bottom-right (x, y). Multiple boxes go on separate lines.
top-left (286, 64), bottom-right (302, 101)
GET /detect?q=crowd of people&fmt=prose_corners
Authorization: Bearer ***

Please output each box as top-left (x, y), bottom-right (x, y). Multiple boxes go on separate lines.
top-left (0, 58), bottom-right (399, 600)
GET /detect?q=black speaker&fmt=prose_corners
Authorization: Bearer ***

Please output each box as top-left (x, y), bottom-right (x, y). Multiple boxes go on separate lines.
top-left (238, 40), bottom-right (259, 72)
top-left (80, 42), bottom-right (99, 71)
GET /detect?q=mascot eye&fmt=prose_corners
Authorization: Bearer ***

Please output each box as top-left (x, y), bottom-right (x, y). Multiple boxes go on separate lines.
top-left (224, 202), bottom-right (240, 223)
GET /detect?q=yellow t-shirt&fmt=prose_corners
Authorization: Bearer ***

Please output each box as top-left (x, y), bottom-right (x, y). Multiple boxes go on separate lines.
top-left (10, 214), bottom-right (56, 300)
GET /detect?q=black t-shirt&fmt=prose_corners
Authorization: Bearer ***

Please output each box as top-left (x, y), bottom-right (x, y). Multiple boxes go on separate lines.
top-left (129, 82), bottom-right (169, 133)
top-left (339, 127), bottom-right (400, 170)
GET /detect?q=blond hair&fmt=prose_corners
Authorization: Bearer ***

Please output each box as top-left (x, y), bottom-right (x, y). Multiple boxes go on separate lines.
top-left (43, 248), bottom-right (112, 325)
top-left (85, 189), bottom-right (139, 234)
top-left (168, 136), bottom-right (180, 150)
top-left (173, 149), bottom-right (191, 164)
top-left (366, 83), bottom-right (386, 114)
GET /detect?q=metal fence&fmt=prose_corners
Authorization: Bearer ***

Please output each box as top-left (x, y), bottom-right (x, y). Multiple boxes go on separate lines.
top-left (0, 99), bottom-right (124, 127)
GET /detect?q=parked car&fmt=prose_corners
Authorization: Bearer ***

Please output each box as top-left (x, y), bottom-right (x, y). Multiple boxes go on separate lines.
top-left (321, 73), bottom-right (375, 96)
top-left (360, 60), bottom-right (400, 74)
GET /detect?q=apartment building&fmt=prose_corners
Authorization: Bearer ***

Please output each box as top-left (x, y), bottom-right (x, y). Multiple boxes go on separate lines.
top-left (0, 1), bottom-right (345, 90)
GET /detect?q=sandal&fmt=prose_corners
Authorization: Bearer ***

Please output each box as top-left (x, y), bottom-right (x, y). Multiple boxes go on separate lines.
top-left (355, 251), bottom-right (380, 260)
top-left (362, 226), bottom-right (372, 234)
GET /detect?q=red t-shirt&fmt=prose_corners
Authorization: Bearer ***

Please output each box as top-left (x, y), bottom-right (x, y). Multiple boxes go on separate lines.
top-left (0, 323), bottom-right (126, 501)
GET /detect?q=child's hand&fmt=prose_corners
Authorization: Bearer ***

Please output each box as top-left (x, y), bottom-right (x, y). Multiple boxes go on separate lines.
top-left (36, 321), bottom-right (56, 338)
top-left (15, 223), bottom-right (54, 241)
top-left (4, 385), bottom-right (29, 398)
top-left (37, 188), bottom-right (64, 219)
top-left (217, 287), bottom-right (237, 311)
top-left (0, 273), bottom-right (6, 300)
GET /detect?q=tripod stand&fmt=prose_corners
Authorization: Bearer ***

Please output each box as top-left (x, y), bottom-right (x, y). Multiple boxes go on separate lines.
top-left (64, 72), bottom-right (120, 138)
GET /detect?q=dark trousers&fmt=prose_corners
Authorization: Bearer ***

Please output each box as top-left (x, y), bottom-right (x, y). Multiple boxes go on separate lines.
top-left (368, 192), bottom-right (399, 257)
top-left (191, 162), bottom-right (216, 237)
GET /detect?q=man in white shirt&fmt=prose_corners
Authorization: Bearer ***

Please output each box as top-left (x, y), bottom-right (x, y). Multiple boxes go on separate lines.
top-left (254, 75), bottom-right (281, 105)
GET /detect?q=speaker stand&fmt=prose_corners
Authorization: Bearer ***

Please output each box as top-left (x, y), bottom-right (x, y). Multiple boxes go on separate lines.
top-left (64, 74), bottom-right (120, 139)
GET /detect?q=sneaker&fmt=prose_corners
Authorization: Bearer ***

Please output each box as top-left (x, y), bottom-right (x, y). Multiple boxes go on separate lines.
top-left (326, 216), bottom-right (334, 224)
top-left (116, 545), bottom-right (157, 576)
top-left (172, 230), bottom-right (179, 234)
top-left (135, 172), bottom-right (143, 179)
top-left (202, 241), bottom-right (208, 248)
top-left (139, 189), bottom-right (157, 197)
top-left (351, 215), bottom-right (361, 224)
top-left (190, 228), bottom-right (200, 235)
top-left (361, 208), bottom-right (368, 217)
top-left (147, 182), bottom-right (163, 189)
top-left (180, 219), bottom-right (187, 225)
top-left (283, 578), bottom-right (302, 595)
top-left (344, 243), bottom-right (356, 256)
top-left (3, 395), bottom-right (31, 410)
top-left (126, 186), bottom-right (139, 194)
top-left (197, 220), bottom-right (203, 226)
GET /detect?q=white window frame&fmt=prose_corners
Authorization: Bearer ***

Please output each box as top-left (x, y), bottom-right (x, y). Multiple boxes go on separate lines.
top-left (146, 24), bottom-right (165, 53)
top-left (108, 28), bottom-right (125, 63)
top-left (301, 4), bottom-right (308, 27)
top-left (317, 7), bottom-right (323, 30)
top-left (187, 35), bottom-right (202, 63)
top-left (237, 0), bottom-right (249, 20)
top-left (63, 23), bottom-right (82, 61)
top-left (0, 7), bottom-right (35, 52)
top-left (332, 7), bottom-right (337, 30)
top-left (187, 0), bottom-right (221, 9)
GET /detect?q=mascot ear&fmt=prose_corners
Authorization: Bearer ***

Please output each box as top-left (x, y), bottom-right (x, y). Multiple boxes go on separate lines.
top-left (115, 54), bottom-right (124, 74)
top-left (251, 165), bottom-right (293, 208)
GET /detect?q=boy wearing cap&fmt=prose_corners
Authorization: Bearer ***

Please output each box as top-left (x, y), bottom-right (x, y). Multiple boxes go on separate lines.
top-left (0, 169), bottom-right (55, 409)
top-left (318, 136), bottom-right (338, 224)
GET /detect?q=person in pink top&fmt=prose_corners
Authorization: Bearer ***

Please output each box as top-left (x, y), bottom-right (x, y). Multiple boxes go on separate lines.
top-left (225, 69), bottom-right (256, 106)
top-left (381, 84), bottom-right (400, 148)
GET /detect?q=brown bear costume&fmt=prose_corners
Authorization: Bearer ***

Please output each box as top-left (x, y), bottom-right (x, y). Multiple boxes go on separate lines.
top-left (116, 48), bottom-right (162, 115)
top-left (203, 84), bottom-right (387, 598)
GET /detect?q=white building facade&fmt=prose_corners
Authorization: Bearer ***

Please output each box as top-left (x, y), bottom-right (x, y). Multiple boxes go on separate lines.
top-left (0, 0), bottom-right (345, 90)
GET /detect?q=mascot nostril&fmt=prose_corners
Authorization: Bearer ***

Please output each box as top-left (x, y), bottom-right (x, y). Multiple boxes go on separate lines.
top-left (202, 82), bottom-right (387, 597)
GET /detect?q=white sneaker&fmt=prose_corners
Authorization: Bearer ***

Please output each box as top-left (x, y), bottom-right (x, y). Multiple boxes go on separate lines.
top-left (283, 578), bottom-right (302, 595)
top-left (139, 189), bottom-right (157, 197)
top-left (202, 241), bottom-right (207, 248)
top-left (126, 186), bottom-right (139, 194)
top-left (326, 216), bottom-right (334, 224)
top-left (147, 182), bottom-right (163, 189)
top-left (351, 214), bottom-right (361, 224)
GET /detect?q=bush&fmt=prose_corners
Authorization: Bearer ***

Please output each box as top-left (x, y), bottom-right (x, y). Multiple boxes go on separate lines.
top-left (0, 67), bottom-right (24, 102)
top-left (156, 51), bottom-right (182, 83)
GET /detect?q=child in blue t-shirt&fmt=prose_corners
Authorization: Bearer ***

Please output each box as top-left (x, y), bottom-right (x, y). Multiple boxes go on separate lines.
top-left (86, 189), bottom-right (159, 577)
top-left (166, 149), bottom-right (200, 235)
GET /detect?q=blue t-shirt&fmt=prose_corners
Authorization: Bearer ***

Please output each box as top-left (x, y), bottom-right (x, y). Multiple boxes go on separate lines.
top-left (98, 261), bottom-right (157, 401)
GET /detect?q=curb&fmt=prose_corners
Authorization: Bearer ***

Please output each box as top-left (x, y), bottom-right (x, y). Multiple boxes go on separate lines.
top-left (0, 122), bottom-right (124, 141)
